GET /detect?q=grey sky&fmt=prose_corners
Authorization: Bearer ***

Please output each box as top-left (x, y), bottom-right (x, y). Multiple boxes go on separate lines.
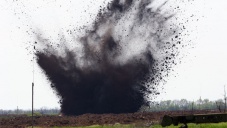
top-left (0, 0), bottom-right (227, 110)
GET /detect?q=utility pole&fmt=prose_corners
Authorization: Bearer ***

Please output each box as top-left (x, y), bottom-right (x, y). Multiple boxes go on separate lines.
top-left (32, 82), bottom-right (34, 127)
top-left (199, 96), bottom-right (201, 110)
top-left (17, 106), bottom-right (19, 115)
top-left (224, 85), bottom-right (226, 113)
top-left (32, 43), bottom-right (36, 128)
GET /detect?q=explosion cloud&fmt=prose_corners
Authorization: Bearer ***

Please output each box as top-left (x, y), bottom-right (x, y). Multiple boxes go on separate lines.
top-left (35, 0), bottom-right (182, 115)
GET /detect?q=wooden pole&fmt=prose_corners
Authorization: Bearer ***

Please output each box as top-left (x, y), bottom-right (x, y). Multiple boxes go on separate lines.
top-left (224, 85), bottom-right (226, 113)
top-left (32, 82), bottom-right (34, 128)
top-left (32, 43), bottom-right (35, 128)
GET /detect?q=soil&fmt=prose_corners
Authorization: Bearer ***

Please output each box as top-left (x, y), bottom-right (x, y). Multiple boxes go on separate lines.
top-left (0, 110), bottom-right (220, 128)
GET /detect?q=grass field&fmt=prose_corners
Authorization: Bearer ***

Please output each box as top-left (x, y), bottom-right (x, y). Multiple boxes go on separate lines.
top-left (27, 122), bottom-right (227, 128)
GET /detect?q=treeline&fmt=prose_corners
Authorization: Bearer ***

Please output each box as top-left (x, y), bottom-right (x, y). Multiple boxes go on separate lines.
top-left (145, 99), bottom-right (226, 112)
top-left (0, 108), bottom-right (60, 115)
top-left (1, 99), bottom-right (226, 115)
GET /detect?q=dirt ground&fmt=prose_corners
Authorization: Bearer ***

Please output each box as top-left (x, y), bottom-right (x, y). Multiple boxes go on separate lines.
top-left (0, 110), bottom-right (220, 128)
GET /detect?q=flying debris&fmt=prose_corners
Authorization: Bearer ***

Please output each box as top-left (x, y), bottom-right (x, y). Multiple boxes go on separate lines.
top-left (35, 0), bottom-right (183, 115)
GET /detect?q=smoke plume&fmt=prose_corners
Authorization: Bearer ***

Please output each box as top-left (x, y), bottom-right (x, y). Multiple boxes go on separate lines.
top-left (35, 0), bottom-right (181, 115)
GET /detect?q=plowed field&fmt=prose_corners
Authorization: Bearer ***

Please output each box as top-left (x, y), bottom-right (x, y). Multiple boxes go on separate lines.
top-left (0, 110), bottom-right (219, 128)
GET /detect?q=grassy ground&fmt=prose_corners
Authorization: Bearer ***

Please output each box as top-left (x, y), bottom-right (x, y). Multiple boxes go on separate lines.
top-left (27, 122), bottom-right (227, 128)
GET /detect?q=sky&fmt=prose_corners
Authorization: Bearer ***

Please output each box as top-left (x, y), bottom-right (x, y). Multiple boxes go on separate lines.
top-left (0, 0), bottom-right (227, 110)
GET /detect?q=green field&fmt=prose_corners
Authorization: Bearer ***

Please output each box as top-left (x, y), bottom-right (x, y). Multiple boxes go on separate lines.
top-left (28, 122), bottom-right (227, 128)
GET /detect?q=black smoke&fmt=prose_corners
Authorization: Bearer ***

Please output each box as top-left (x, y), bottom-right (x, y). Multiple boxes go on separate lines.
top-left (35, 0), bottom-right (181, 115)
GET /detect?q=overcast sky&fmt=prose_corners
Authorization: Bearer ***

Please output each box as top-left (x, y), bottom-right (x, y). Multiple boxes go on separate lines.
top-left (0, 0), bottom-right (227, 110)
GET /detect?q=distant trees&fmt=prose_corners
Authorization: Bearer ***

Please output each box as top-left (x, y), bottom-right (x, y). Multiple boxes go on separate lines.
top-left (1, 99), bottom-right (227, 115)
top-left (0, 108), bottom-right (60, 115)
top-left (144, 99), bottom-right (226, 112)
